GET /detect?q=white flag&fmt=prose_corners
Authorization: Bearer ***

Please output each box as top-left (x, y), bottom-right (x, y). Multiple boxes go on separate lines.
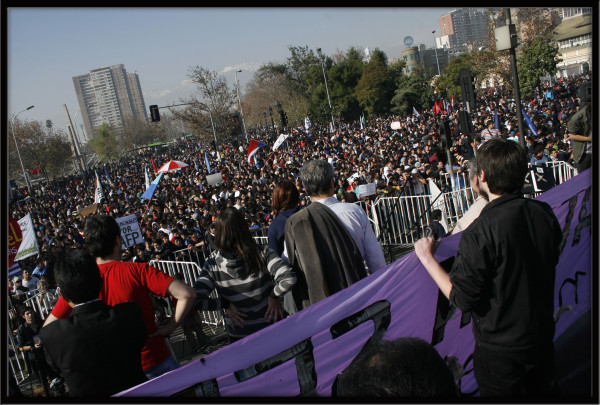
top-left (304, 117), bottom-right (312, 131)
top-left (94, 170), bottom-right (105, 204)
top-left (15, 214), bottom-right (39, 261)
top-left (145, 166), bottom-right (150, 190)
top-left (272, 134), bottom-right (289, 151)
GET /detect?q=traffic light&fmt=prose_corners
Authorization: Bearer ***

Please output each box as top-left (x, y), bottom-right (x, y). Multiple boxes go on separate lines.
top-left (439, 119), bottom-right (452, 148)
top-left (459, 69), bottom-right (476, 109)
top-left (458, 110), bottom-right (474, 138)
top-left (149, 105), bottom-right (160, 122)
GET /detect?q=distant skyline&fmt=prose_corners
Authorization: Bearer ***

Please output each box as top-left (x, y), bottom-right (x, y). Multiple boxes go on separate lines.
top-left (7, 7), bottom-right (456, 134)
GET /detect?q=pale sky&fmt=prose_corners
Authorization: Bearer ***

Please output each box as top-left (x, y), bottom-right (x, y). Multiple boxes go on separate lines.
top-left (7, 7), bottom-right (455, 133)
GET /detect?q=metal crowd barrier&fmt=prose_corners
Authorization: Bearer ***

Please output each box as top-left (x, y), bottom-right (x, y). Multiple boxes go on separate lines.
top-left (149, 259), bottom-right (225, 328)
top-left (8, 289), bottom-right (61, 384)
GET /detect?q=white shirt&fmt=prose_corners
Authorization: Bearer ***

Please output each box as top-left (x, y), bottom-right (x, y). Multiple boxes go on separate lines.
top-left (315, 196), bottom-right (387, 273)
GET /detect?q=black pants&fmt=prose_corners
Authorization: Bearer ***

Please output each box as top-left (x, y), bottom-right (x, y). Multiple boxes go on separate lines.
top-left (473, 341), bottom-right (559, 397)
top-left (577, 153), bottom-right (591, 172)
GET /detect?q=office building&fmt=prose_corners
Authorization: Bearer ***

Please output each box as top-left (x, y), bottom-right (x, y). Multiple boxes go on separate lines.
top-left (439, 8), bottom-right (491, 53)
top-left (73, 64), bottom-right (148, 139)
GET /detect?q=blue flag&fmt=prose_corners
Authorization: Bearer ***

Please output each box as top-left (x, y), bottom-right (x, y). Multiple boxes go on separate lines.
top-left (141, 172), bottom-right (163, 201)
top-left (104, 167), bottom-right (111, 185)
top-left (205, 153), bottom-right (211, 174)
top-left (522, 109), bottom-right (538, 136)
top-left (494, 107), bottom-right (500, 130)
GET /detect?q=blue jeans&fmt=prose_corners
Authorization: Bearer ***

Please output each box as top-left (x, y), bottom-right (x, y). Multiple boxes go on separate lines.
top-left (144, 356), bottom-right (179, 380)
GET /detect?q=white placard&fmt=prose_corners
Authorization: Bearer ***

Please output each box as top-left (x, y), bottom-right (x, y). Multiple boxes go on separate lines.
top-left (357, 183), bottom-right (377, 198)
top-left (116, 214), bottom-right (143, 249)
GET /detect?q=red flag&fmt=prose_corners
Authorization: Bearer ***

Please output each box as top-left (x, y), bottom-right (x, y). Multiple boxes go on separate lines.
top-left (247, 140), bottom-right (267, 166)
top-left (8, 217), bottom-right (22, 268)
top-left (433, 100), bottom-right (441, 115)
top-left (150, 157), bottom-right (158, 174)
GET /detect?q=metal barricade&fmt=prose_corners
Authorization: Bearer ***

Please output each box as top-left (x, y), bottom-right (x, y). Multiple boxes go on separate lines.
top-left (254, 236), bottom-right (269, 246)
top-left (370, 195), bottom-right (436, 247)
top-left (149, 260), bottom-right (225, 328)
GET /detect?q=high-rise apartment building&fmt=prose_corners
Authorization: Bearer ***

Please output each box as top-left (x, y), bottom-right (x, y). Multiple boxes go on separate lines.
top-left (73, 64), bottom-right (148, 139)
top-left (439, 8), bottom-right (491, 53)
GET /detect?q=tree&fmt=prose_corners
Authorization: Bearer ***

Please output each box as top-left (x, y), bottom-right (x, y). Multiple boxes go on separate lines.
top-left (517, 37), bottom-right (561, 99)
top-left (326, 47), bottom-right (365, 122)
top-left (172, 66), bottom-right (239, 144)
top-left (391, 62), bottom-right (434, 116)
top-left (9, 118), bottom-right (73, 182)
top-left (515, 8), bottom-right (560, 47)
top-left (354, 49), bottom-right (394, 116)
top-left (90, 123), bottom-right (120, 162)
top-left (120, 114), bottom-right (171, 151)
top-left (244, 65), bottom-right (308, 129)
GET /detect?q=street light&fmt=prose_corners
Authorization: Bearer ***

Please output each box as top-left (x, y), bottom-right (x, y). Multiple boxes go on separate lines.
top-left (11, 105), bottom-right (34, 193)
top-left (432, 31), bottom-right (441, 76)
top-left (317, 48), bottom-right (335, 131)
top-left (195, 102), bottom-right (221, 162)
top-left (235, 69), bottom-right (249, 143)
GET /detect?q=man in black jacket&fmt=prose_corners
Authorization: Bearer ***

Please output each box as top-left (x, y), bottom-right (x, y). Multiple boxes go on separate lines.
top-left (40, 250), bottom-right (148, 396)
top-left (415, 138), bottom-right (562, 397)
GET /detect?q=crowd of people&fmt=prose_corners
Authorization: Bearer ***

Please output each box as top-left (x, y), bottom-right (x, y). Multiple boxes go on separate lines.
top-left (8, 72), bottom-right (591, 397)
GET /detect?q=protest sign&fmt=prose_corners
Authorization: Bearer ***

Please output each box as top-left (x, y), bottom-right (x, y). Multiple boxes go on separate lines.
top-left (116, 214), bottom-right (143, 249)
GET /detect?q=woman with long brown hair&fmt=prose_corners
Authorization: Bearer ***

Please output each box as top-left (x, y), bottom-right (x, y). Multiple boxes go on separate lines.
top-left (193, 207), bottom-right (296, 342)
top-left (267, 179), bottom-right (300, 258)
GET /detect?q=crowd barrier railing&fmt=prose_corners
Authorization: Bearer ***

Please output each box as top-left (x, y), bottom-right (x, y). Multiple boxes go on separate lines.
top-left (149, 260), bottom-right (225, 329)
top-left (8, 289), bottom-right (61, 384)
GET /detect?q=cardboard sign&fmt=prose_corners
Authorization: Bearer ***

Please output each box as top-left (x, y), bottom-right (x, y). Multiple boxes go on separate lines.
top-left (206, 173), bottom-right (224, 186)
top-left (77, 203), bottom-right (99, 218)
top-left (116, 214), bottom-right (143, 249)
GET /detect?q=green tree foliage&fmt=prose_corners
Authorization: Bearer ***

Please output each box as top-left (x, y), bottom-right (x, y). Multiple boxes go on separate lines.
top-left (354, 49), bottom-right (394, 116)
top-left (90, 123), bottom-right (120, 162)
top-left (327, 47), bottom-right (365, 122)
top-left (9, 118), bottom-right (74, 181)
top-left (391, 62), bottom-right (434, 116)
top-left (517, 37), bottom-right (561, 99)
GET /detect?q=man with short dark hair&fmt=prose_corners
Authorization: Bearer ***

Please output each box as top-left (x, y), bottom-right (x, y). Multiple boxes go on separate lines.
top-left (427, 209), bottom-right (446, 240)
top-left (45, 214), bottom-right (196, 380)
top-left (415, 138), bottom-right (562, 397)
top-left (40, 250), bottom-right (148, 396)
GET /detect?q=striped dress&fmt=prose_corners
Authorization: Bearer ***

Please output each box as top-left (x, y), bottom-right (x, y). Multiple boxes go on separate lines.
top-left (193, 245), bottom-right (296, 340)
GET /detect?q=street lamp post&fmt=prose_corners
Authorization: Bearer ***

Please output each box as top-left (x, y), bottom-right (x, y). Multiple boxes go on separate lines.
top-left (235, 70), bottom-right (249, 143)
top-left (432, 31), bottom-right (441, 76)
top-left (11, 105), bottom-right (34, 193)
top-left (317, 48), bottom-right (335, 131)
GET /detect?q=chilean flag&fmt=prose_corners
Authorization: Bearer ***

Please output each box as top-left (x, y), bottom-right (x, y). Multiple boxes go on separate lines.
top-left (247, 140), bottom-right (267, 166)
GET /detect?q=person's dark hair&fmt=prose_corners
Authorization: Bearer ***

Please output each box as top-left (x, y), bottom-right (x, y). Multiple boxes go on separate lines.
top-left (215, 207), bottom-right (265, 277)
top-left (271, 180), bottom-right (300, 217)
top-left (54, 249), bottom-right (103, 304)
top-left (431, 209), bottom-right (442, 221)
top-left (300, 160), bottom-right (334, 196)
top-left (84, 215), bottom-right (121, 258)
top-left (476, 138), bottom-right (528, 195)
top-left (337, 337), bottom-right (457, 397)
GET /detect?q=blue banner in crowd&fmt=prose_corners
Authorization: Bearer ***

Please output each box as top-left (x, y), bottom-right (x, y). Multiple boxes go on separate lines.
top-left (117, 169), bottom-right (592, 398)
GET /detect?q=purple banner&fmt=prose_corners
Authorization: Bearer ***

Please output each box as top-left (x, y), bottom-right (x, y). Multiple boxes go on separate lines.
top-left (117, 169), bottom-right (592, 397)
